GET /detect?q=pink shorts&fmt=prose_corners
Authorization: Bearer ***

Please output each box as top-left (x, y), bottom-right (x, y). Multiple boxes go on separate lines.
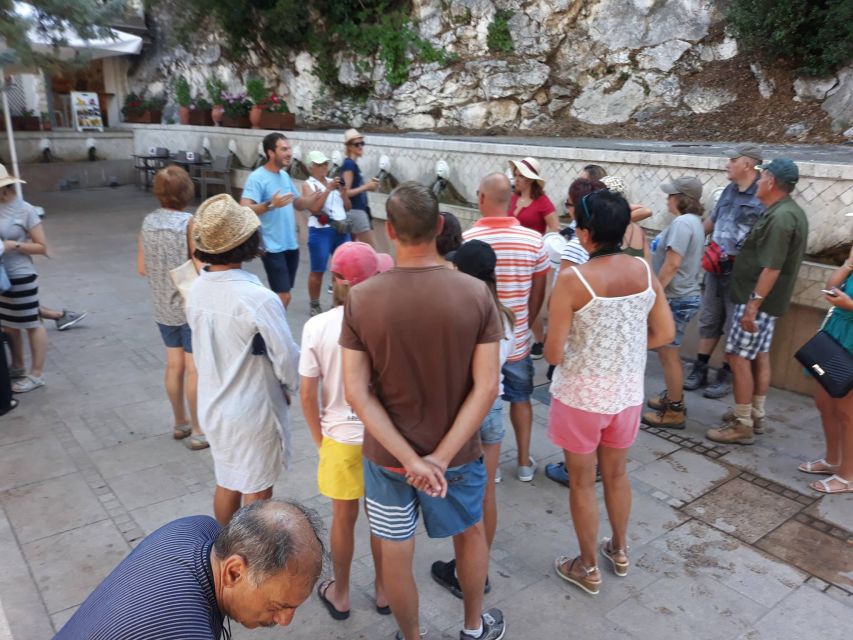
top-left (548, 399), bottom-right (641, 454)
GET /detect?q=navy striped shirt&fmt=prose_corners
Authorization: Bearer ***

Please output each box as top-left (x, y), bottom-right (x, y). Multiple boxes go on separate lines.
top-left (54, 516), bottom-right (224, 640)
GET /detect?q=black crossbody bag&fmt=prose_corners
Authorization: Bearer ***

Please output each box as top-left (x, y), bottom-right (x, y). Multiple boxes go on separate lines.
top-left (794, 310), bottom-right (853, 398)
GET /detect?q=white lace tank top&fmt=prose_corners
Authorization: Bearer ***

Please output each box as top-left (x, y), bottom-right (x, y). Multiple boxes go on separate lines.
top-left (550, 257), bottom-right (657, 414)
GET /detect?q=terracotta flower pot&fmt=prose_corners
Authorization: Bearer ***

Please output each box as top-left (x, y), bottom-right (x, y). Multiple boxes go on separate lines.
top-left (249, 105), bottom-right (263, 129)
top-left (211, 104), bottom-right (225, 127)
top-left (188, 109), bottom-right (213, 126)
top-left (259, 111), bottom-right (295, 131)
top-left (178, 106), bottom-right (190, 125)
top-left (222, 114), bottom-right (251, 129)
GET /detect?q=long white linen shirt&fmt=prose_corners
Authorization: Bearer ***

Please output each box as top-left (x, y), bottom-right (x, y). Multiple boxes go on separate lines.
top-left (186, 268), bottom-right (299, 493)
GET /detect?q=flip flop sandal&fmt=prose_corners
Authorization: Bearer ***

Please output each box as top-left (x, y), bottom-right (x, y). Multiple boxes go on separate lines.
top-left (184, 434), bottom-right (210, 450)
top-left (811, 474), bottom-right (853, 494)
top-left (798, 459), bottom-right (840, 475)
top-left (600, 538), bottom-right (629, 577)
top-left (317, 579), bottom-right (350, 620)
top-left (375, 600), bottom-right (391, 615)
top-left (12, 375), bottom-right (44, 394)
top-left (554, 555), bottom-right (601, 595)
top-left (173, 424), bottom-right (192, 439)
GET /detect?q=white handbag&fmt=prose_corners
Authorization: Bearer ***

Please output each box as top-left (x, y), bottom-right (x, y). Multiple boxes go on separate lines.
top-left (169, 260), bottom-right (199, 309)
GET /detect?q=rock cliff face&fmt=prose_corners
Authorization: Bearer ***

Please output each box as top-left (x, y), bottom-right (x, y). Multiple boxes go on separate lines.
top-left (132, 0), bottom-right (852, 142)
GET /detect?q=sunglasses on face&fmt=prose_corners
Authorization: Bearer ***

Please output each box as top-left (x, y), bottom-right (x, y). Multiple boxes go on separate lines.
top-left (349, 141), bottom-right (366, 148)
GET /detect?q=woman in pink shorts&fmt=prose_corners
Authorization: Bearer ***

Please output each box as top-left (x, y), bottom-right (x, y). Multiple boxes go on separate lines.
top-left (545, 189), bottom-right (674, 595)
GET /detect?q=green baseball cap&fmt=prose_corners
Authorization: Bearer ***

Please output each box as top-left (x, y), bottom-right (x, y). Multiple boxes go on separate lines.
top-left (306, 150), bottom-right (329, 165)
top-left (756, 158), bottom-right (799, 186)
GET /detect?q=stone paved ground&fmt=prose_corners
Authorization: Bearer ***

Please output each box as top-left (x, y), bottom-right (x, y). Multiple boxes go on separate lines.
top-left (1, 186), bottom-right (851, 640)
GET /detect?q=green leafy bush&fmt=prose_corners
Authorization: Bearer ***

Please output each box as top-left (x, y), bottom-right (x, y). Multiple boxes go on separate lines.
top-left (205, 77), bottom-right (226, 105)
top-left (174, 76), bottom-right (191, 107)
top-left (728, 0), bottom-right (853, 76)
top-left (487, 10), bottom-right (513, 53)
top-left (245, 77), bottom-right (267, 105)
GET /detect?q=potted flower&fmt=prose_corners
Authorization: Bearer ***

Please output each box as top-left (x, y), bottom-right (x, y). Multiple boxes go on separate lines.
top-left (175, 76), bottom-right (191, 125)
top-left (40, 111), bottom-right (52, 131)
top-left (12, 109), bottom-right (41, 131)
top-left (122, 92), bottom-right (164, 124)
top-left (206, 77), bottom-right (226, 126)
top-left (258, 92), bottom-right (295, 130)
top-left (220, 91), bottom-right (252, 128)
top-left (245, 76), bottom-right (266, 129)
top-left (188, 94), bottom-right (213, 126)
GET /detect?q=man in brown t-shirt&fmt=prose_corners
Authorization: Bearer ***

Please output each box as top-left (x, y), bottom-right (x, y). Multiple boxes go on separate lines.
top-left (341, 182), bottom-right (506, 640)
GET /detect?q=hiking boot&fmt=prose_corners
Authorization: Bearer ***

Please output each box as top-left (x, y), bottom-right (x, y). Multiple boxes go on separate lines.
top-left (706, 416), bottom-right (755, 445)
top-left (460, 608), bottom-right (506, 640)
top-left (309, 303), bottom-right (322, 317)
top-left (642, 398), bottom-right (686, 429)
top-left (431, 559), bottom-right (491, 600)
top-left (703, 367), bottom-right (732, 399)
top-left (721, 407), bottom-right (766, 434)
top-left (646, 389), bottom-right (668, 411)
top-left (683, 360), bottom-right (709, 391)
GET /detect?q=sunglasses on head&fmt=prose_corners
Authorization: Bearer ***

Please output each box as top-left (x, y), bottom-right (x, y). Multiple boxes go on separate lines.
top-left (349, 141), bottom-right (366, 148)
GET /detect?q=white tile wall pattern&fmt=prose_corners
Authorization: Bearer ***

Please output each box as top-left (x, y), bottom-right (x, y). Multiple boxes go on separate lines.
top-left (129, 124), bottom-right (853, 255)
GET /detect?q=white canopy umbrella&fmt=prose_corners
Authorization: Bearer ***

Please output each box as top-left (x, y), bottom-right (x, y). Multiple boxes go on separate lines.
top-left (1, 1), bottom-right (143, 195)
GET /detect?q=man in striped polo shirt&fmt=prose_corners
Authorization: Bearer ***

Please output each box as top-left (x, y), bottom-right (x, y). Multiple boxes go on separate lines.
top-left (464, 173), bottom-right (550, 482)
top-left (54, 500), bottom-right (324, 639)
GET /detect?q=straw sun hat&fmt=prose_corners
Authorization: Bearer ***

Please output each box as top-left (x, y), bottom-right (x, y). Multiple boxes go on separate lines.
top-left (508, 157), bottom-right (545, 187)
top-left (193, 194), bottom-right (260, 254)
top-left (0, 164), bottom-right (25, 189)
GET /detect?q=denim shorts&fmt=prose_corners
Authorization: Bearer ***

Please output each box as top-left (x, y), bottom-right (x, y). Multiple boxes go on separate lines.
top-left (480, 397), bottom-right (505, 445)
top-left (363, 457), bottom-right (486, 540)
top-left (501, 355), bottom-right (534, 403)
top-left (667, 295), bottom-right (701, 348)
top-left (261, 249), bottom-right (299, 293)
top-left (157, 322), bottom-right (192, 353)
top-left (308, 227), bottom-right (350, 273)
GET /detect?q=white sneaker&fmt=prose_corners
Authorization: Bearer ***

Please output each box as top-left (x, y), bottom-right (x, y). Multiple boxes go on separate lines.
top-left (517, 456), bottom-right (537, 482)
top-left (495, 466), bottom-right (503, 483)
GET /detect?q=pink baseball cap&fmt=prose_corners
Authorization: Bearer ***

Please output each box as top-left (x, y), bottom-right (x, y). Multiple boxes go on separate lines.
top-left (331, 242), bottom-right (381, 285)
top-left (376, 252), bottom-right (394, 273)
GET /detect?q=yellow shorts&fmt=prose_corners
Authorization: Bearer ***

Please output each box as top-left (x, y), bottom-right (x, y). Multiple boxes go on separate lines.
top-left (317, 438), bottom-right (364, 501)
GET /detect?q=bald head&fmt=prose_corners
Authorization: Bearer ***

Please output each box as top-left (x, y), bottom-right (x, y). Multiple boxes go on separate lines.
top-left (214, 499), bottom-right (325, 584)
top-left (478, 172), bottom-right (512, 217)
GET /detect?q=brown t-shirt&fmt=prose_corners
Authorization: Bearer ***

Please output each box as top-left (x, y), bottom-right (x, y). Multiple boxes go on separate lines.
top-left (340, 266), bottom-right (504, 468)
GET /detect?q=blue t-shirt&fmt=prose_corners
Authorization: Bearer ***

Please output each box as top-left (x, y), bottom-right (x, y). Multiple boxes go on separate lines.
top-left (242, 166), bottom-right (301, 252)
top-left (54, 516), bottom-right (224, 640)
top-left (341, 158), bottom-right (368, 211)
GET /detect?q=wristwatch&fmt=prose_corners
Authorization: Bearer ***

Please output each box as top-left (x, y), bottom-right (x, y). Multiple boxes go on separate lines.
top-left (749, 291), bottom-right (764, 301)
top-left (14, 241), bottom-right (20, 250)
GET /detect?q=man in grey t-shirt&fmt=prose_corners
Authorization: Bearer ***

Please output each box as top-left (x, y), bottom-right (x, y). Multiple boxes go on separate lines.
top-left (644, 176), bottom-right (705, 429)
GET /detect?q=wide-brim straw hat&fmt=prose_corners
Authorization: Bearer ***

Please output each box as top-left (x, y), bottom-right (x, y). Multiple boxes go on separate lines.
top-left (344, 128), bottom-right (364, 144)
top-left (508, 157), bottom-right (545, 187)
top-left (193, 194), bottom-right (260, 254)
top-left (0, 164), bottom-right (25, 188)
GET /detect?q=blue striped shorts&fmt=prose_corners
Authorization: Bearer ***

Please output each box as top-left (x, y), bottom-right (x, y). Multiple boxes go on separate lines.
top-left (363, 457), bottom-right (485, 540)
top-left (725, 303), bottom-right (777, 360)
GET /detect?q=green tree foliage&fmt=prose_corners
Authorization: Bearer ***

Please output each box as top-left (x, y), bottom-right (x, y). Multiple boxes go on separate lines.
top-left (0, 0), bottom-right (128, 69)
top-left (158, 0), bottom-right (456, 90)
top-left (728, 0), bottom-right (853, 77)
top-left (487, 10), bottom-right (514, 54)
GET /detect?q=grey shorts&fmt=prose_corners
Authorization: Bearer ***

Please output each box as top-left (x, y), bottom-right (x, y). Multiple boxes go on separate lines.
top-left (348, 209), bottom-right (371, 235)
top-left (698, 271), bottom-right (735, 340)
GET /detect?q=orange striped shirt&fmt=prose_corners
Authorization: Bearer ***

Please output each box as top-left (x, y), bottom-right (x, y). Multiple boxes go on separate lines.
top-left (463, 217), bottom-right (549, 361)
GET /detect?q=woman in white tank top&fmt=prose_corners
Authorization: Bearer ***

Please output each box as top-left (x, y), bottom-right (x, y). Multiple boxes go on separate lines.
top-left (544, 190), bottom-right (675, 595)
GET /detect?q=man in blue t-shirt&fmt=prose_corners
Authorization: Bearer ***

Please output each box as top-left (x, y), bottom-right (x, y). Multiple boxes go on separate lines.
top-left (241, 133), bottom-right (320, 308)
top-left (54, 500), bottom-right (324, 639)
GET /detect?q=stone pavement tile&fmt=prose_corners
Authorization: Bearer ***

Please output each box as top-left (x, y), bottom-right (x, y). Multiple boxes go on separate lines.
top-left (627, 430), bottom-right (682, 465)
top-left (113, 398), bottom-right (184, 440)
top-left (22, 519), bottom-right (129, 614)
top-left (273, 455), bottom-right (325, 502)
top-left (722, 438), bottom-right (826, 495)
top-left (45, 379), bottom-right (163, 416)
top-left (0, 410), bottom-right (53, 448)
top-left (684, 478), bottom-right (804, 544)
top-left (130, 489), bottom-right (215, 535)
top-left (87, 433), bottom-right (193, 479)
top-left (1, 472), bottom-right (108, 543)
top-left (605, 573), bottom-right (767, 640)
top-left (625, 490), bottom-right (690, 548)
top-left (0, 506), bottom-right (55, 640)
top-left (108, 464), bottom-right (190, 512)
top-left (50, 605), bottom-right (79, 634)
top-left (632, 448), bottom-right (737, 503)
top-left (60, 414), bottom-right (105, 453)
top-left (734, 584), bottom-right (853, 640)
top-left (756, 520), bottom-right (853, 590)
top-left (651, 521), bottom-right (806, 608)
top-left (804, 494), bottom-right (853, 533)
top-left (0, 436), bottom-right (77, 492)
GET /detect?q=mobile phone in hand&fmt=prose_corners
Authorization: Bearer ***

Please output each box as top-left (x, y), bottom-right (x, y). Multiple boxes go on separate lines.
top-left (821, 289), bottom-right (839, 297)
